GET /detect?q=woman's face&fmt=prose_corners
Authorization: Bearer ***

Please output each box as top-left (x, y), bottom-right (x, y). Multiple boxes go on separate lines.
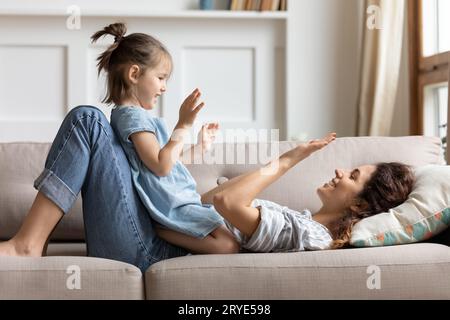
top-left (317, 165), bottom-right (377, 211)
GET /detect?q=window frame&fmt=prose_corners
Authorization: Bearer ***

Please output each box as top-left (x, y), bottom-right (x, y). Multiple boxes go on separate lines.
top-left (408, 0), bottom-right (450, 135)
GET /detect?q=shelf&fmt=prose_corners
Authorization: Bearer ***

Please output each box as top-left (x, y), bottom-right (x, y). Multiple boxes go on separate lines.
top-left (0, 8), bottom-right (288, 19)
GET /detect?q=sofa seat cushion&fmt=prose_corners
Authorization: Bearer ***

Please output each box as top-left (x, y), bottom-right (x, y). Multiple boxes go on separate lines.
top-left (145, 243), bottom-right (450, 299)
top-left (0, 256), bottom-right (144, 299)
top-left (46, 242), bottom-right (87, 256)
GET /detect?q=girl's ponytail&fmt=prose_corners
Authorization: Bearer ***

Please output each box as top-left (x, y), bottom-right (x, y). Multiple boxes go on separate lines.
top-left (91, 23), bottom-right (127, 76)
top-left (91, 22), bottom-right (172, 105)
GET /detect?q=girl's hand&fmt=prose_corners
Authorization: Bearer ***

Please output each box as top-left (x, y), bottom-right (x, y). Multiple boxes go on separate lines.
top-left (176, 88), bottom-right (205, 129)
top-left (197, 122), bottom-right (219, 153)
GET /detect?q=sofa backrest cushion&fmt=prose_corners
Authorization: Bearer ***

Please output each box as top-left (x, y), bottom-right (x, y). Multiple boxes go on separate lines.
top-left (0, 143), bottom-right (83, 240)
top-left (0, 136), bottom-right (445, 241)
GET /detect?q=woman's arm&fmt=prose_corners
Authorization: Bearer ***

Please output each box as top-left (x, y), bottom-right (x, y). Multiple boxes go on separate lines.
top-left (201, 134), bottom-right (338, 205)
top-left (201, 173), bottom-right (249, 204)
top-left (156, 225), bottom-right (239, 254)
top-left (213, 134), bottom-right (336, 237)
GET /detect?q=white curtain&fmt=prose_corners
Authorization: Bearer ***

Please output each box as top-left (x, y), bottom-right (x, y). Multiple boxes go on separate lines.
top-left (357, 0), bottom-right (406, 136)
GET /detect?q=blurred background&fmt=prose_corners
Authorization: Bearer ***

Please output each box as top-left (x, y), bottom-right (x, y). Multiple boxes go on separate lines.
top-left (0, 0), bottom-right (448, 146)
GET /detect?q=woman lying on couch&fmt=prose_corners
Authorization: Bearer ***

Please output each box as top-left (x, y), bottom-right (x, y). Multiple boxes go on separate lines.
top-left (0, 104), bottom-right (414, 273)
top-left (157, 140), bottom-right (415, 253)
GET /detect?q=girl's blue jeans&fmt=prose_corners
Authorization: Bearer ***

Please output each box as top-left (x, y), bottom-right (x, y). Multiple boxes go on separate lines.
top-left (33, 106), bottom-right (188, 273)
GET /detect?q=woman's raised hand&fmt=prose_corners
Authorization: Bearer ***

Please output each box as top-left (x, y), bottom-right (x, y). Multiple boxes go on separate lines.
top-left (290, 132), bottom-right (336, 161)
top-left (176, 88), bottom-right (205, 129)
top-left (306, 132), bottom-right (336, 150)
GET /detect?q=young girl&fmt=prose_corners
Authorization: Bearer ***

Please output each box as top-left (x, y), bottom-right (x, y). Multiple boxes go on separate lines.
top-left (96, 22), bottom-right (242, 253)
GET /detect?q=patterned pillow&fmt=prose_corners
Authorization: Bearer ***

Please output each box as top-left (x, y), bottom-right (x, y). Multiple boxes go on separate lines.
top-left (350, 165), bottom-right (450, 247)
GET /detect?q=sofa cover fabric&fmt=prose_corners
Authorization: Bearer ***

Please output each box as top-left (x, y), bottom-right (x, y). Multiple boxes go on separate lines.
top-left (146, 243), bottom-right (450, 299)
top-left (0, 256), bottom-right (144, 299)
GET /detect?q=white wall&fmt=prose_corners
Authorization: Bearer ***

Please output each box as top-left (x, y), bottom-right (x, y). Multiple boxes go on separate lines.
top-left (287, 0), bottom-right (362, 140)
top-left (0, 0), bottom-right (285, 143)
top-left (287, 0), bottom-right (411, 140)
top-left (0, 0), bottom-right (411, 142)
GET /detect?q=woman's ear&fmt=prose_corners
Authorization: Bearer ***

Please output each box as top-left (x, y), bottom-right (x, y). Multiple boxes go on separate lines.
top-left (127, 64), bottom-right (140, 84)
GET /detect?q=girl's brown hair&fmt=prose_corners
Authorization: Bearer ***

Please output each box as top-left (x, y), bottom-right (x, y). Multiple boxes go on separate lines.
top-left (331, 162), bottom-right (415, 249)
top-left (91, 22), bottom-right (172, 105)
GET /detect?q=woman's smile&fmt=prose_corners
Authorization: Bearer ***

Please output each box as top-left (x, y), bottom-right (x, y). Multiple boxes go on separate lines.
top-left (324, 179), bottom-right (337, 188)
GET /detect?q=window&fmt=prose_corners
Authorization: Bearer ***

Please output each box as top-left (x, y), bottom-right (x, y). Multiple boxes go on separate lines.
top-left (409, 0), bottom-right (449, 159)
top-left (423, 83), bottom-right (448, 153)
top-left (422, 0), bottom-right (450, 56)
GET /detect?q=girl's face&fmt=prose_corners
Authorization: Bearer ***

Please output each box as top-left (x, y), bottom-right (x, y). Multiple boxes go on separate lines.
top-left (131, 57), bottom-right (171, 110)
top-left (316, 165), bottom-right (376, 212)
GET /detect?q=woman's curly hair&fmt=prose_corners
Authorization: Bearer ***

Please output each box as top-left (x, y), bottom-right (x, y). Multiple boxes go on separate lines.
top-left (331, 162), bottom-right (415, 249)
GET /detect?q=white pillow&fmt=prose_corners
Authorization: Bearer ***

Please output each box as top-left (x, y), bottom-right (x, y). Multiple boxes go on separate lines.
top-left (350, 165), bottom-right (450, 246)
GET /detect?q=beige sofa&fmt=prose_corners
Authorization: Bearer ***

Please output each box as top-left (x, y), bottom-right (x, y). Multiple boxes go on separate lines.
top-left (1, 136), bottom-right (450, 299)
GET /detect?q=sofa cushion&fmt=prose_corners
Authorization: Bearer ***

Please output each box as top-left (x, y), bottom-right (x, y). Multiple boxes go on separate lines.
top-left (145, 243), bottom-right (450, 299)
top-left (0, 256), bottom-right (144, 299)
top-left (0, 143), bottom-right (85, 241)
top-left (351, 165), bottom-right (450, 247)
top-left (46, 242), bottom-right (87, 256)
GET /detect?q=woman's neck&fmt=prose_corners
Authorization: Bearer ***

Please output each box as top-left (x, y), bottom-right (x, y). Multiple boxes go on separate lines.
top-left (312, 207), bottom-right (345, 236)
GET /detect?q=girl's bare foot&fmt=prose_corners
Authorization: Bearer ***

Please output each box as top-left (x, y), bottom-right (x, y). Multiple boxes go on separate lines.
top-left (0, 239), bottom-right (43, 257)
top-left (0, 192), bottom-right (62, 258)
